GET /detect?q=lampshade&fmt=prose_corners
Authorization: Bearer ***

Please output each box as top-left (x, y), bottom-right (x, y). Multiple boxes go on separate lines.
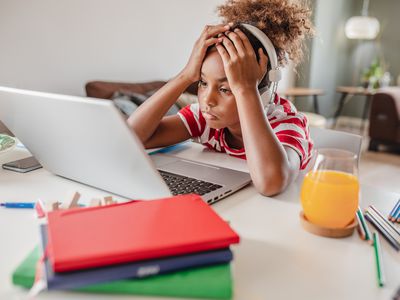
top-left (345, 16), bottom-right (380, 39)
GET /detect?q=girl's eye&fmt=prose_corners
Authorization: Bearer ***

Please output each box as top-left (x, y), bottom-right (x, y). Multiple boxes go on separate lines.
top-left (198, 80), bottom-right (207, 88)
top-left (220, 88), bottom-right (230, 94)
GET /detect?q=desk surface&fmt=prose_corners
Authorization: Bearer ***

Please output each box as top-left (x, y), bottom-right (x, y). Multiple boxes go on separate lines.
top-left (1, 143), bottom-right (399, 300)
top-left (283, 87), bottom-right (325, 97)
top-left (336, 86), bottom-right (377, 96)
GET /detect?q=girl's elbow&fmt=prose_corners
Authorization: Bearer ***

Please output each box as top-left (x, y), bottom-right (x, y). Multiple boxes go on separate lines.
top-left (253, 169), bottom-right (289, 197)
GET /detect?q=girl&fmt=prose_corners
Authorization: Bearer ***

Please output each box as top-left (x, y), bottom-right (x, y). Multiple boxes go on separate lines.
top-left (128, 0), bottom-right (314, 196)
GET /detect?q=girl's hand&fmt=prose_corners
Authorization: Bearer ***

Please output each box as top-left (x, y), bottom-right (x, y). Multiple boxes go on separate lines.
top-left (181, 24), bottom-right (230, 83)
top-left (216, 28), bottom-right (268, 95)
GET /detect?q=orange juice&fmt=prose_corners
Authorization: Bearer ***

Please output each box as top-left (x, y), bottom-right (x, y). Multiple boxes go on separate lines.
top-left (301, 170), bottom-right (359, 228)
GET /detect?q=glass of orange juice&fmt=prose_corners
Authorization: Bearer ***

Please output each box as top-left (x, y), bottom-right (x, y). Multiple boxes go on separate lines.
top-left (301, 148), bottom-right (359, 228)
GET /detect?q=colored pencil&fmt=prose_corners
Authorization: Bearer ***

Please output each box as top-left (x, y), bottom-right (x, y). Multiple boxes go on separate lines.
top-left (366, 209), bottom-right (400, 246)
top-left (390, 200), bottom-right (400, 222)
top-left (356, 210), bottom-right (366, 240)
top-left (393, 203), bottom-right (400, 222)
top-left (389, 199), bottom-right (400, 221)
top-left (396, 207), bottom-right (400, 223)
top-left (369, 205), bottom-right (400, 237)
top-left (367, 208), bottom-right (400, 249)
top-left (357, 207), bottom-right (371, 241)
top-left (364, 212), bottom-right (400, 251)
top-left (373, 232), bottom-right (385, 287)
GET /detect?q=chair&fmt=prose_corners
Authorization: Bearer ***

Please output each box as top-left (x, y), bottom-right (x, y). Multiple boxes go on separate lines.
top-left (309, 127), bottom-right (363, 159)
top-left (368, 87), bottom-right (400, 151)
top-left (298, 127), bottom-right (362, 178)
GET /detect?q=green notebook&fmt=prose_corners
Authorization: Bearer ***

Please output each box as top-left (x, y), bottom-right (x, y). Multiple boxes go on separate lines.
top-left (12, 247), bottom-right (232, 299)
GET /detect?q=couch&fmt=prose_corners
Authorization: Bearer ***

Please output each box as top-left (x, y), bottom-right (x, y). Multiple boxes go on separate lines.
top-left (0, 121), bottom-right (12, 136)
top-left (85, 80), bottom-right (199, 117)
top-left (368, 87), bottom-right (400, 151)
top-left (85, 80), bottom-right (198, 99)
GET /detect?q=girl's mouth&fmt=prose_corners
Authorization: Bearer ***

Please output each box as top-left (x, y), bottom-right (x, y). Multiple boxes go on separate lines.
top-left (202, 112), bottom-right (218, 120)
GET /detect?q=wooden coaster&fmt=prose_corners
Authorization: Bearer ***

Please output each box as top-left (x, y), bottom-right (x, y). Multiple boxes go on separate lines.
top-left (299, 211), bottom-right (357, 238)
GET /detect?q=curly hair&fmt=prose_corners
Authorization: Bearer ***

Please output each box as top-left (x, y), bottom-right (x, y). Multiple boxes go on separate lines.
top-left (217, 0), bottom-right (314, 67)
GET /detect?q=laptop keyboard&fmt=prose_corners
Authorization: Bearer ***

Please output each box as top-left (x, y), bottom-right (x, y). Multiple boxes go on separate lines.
top-left (159, 170), bottom-right (222, 196)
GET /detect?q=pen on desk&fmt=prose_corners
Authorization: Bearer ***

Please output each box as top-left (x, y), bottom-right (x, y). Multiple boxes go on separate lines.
top-left (147, 142), bottom-right (187, 155)
top-left (373, 232), bottom-right (386, 287)
top-left (365, 212), bottom-right (400, 251)
top-left (357, 207), bottom-right (371, 241)
top-left (366, 210), bottom-right (400, 249)
top-left (369, 205), bottom-right (400, 237)
top-left (367, 208), bottom-right (400, 247)
top-left (389, 199), bottom-right (400, 222)
top-left (0, 202), bottom-right (35, 209)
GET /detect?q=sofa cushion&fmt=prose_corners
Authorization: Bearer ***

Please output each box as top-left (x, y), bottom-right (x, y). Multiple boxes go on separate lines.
top-left (86, 81), bottom-right (167, 100)
top-left (85, 81), bottom-right (199, 100)
top-left (112, 90), bottom-right (180, 118)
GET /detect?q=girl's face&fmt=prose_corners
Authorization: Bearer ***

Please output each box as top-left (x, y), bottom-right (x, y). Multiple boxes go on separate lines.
top-left (197, 49), bottom-right (240, 130)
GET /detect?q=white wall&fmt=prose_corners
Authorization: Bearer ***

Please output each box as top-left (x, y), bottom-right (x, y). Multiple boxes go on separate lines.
top-left (0, 0), bottom-right (293, 96)
top-left (307, 0), bottom-right (353, 117)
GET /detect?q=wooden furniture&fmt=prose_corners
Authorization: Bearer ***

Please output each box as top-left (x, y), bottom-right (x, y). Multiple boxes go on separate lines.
top-left (334, 86), bottom-right (377, 133)
top-left (282, 87), bottom-right (325, 114)
top-left (1, 142), bottom-right (400, 299)
top-left (368, 87), bottom-right (400, 151)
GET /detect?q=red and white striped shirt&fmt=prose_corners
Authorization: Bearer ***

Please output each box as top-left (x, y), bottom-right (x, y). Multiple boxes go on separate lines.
top-left (178, 94), bottom-right (313, 170)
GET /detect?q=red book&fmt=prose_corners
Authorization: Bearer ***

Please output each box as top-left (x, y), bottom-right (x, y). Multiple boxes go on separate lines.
top-left (47, 194), bottom-right (239, 272)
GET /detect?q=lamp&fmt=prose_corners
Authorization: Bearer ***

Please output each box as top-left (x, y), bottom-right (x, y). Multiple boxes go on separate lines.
top-left (345, 0), bottom-right (380, 39)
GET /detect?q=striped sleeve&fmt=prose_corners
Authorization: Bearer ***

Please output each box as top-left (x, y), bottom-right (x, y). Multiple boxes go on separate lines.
top-left (269, 97), bottom-right (314, 170)
top-left (177, 103), bottom-right (205, 138)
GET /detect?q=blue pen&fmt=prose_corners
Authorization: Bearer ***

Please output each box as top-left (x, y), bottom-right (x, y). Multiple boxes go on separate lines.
top-left (148, 142), bottom-right (188, 156)
top-left (0, 202), bottom-right (35, 208)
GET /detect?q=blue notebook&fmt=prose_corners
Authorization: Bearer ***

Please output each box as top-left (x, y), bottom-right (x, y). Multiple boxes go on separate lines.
top-left (39, 225), bottom-right (233, 290)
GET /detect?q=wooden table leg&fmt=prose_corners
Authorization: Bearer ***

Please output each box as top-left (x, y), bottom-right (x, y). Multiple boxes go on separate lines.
top-left (361, 94), bottom-right (373, 134)
top-left (313, 95), bottom-right (319, 114)
top-left (333, 93), bottom-right (348, 128)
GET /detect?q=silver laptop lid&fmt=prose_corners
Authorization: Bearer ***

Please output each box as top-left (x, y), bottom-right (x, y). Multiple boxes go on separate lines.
top-left (0, 86), bottom-right (171, 200)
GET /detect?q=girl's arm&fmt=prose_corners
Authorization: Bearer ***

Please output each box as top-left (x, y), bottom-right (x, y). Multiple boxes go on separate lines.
top-left (127, 74), bottom-right (193, 148)
top-left (127, 24), bottom-right (230, 149)
top-left (231, 87), bottom-right (300, 195)
top-left (216, 29), bottom-right (300, 196)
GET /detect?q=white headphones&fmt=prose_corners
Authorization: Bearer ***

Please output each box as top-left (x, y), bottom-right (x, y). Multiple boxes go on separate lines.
top-left (241, 23), bottom-right (282, 108)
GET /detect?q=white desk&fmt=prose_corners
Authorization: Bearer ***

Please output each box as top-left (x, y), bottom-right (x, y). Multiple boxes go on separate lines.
top-left (1, 143), bottom-right (400, 300)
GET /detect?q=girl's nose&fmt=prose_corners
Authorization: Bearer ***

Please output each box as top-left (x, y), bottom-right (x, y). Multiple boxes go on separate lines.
top-left (203, 91), bottom-right (217, 108)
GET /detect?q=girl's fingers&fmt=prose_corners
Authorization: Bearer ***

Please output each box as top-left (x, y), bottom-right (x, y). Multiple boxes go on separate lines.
top-left (215, 43), bottom-right (230, 65)
top-left (221, 36), bottom-right (238, 60)
top-left (258, 48), bottom-right (269, 78)
top-left (225, 31), bottom-right (246, 57)
top-left (202, 24), bottom-right (231, 39)
top-left (204, 37), bottom-right (222, 48)
top-left (234, 28), bottom-right (254, 55)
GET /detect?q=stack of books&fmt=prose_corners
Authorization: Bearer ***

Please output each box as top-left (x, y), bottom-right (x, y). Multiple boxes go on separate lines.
top-left (12, 195), bottom-right (239, 299)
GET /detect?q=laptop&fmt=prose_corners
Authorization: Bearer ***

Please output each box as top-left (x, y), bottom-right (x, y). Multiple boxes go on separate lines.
top-left (0, 86), bottom-right (251, 204)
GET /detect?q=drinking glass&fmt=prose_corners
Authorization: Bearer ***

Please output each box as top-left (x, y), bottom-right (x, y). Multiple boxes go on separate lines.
top-left (300, 148), bottom-right (359, 228)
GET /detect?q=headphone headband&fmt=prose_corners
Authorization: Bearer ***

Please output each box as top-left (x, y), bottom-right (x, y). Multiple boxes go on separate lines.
top-left (240, 23), bottom-right (282, 108)
top-left (240, 23), bottom-right (281, 83)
